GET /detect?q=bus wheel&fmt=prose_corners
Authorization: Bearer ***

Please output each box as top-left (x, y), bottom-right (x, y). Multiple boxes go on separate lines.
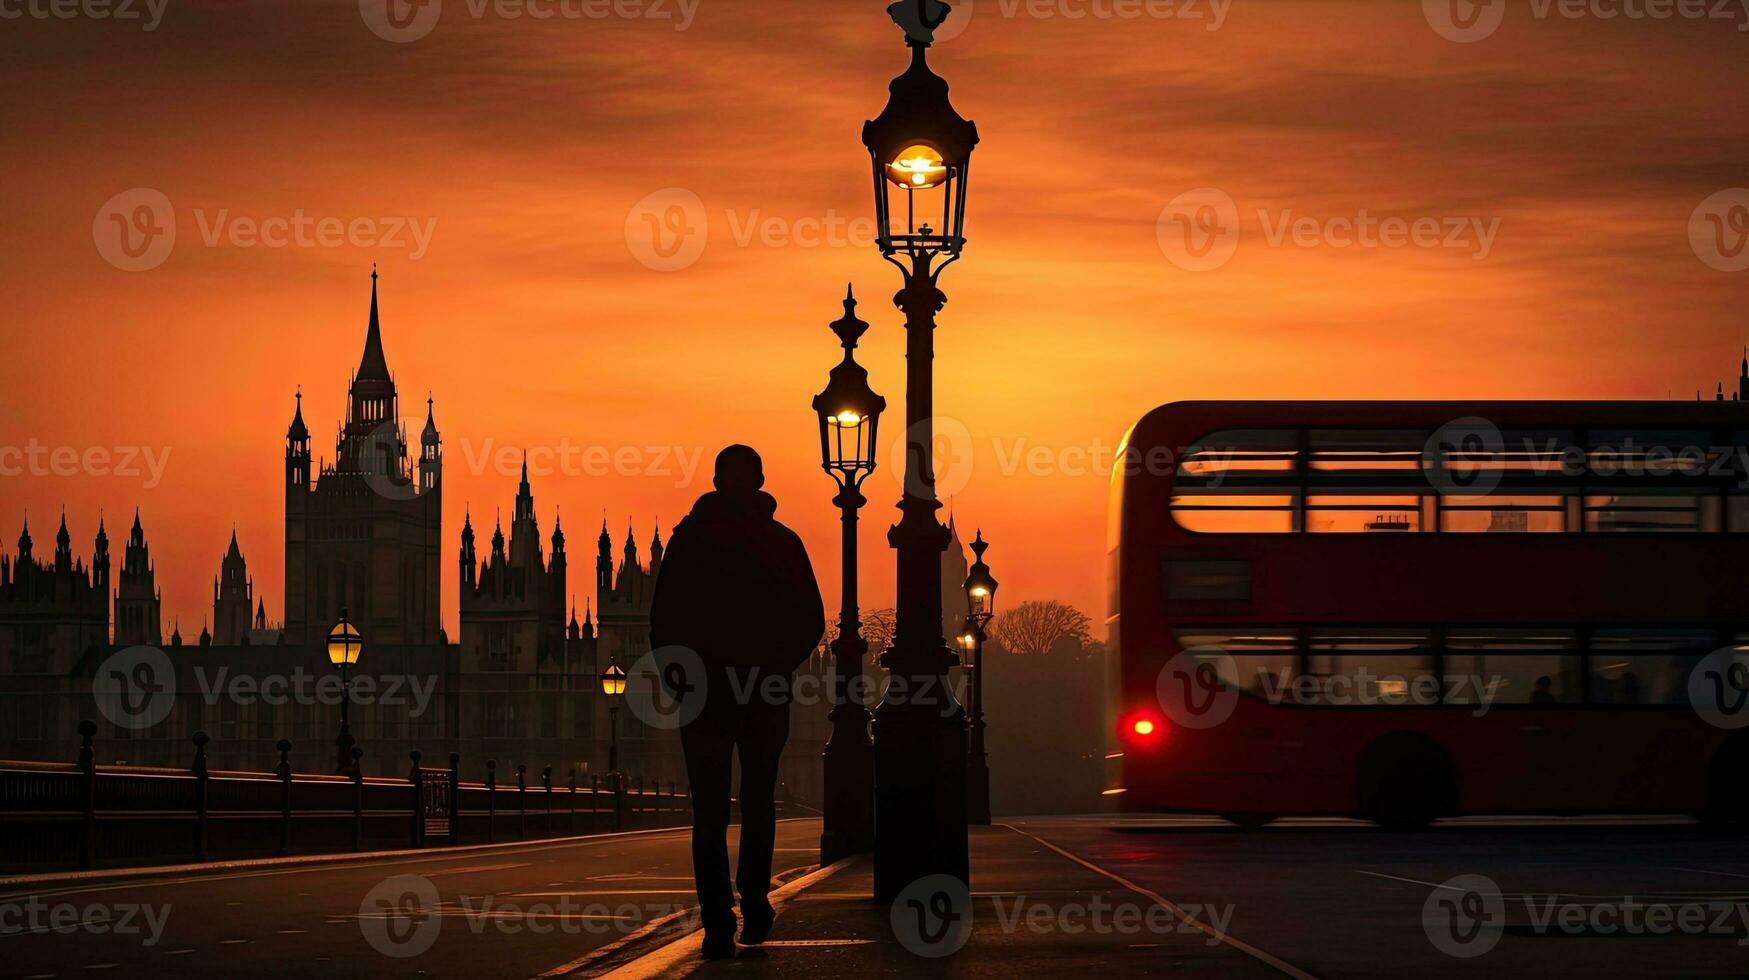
top-left (1223, 813), bottom-right (1278, 830)
top-left (1358, 734), bottom-right (1456, 831)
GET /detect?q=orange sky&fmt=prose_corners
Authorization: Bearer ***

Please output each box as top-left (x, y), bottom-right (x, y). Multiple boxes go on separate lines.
top-left (2, 0), bottom-right (1748, 638)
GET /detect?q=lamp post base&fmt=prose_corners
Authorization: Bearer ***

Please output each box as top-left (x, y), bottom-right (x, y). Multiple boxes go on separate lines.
top-left (872, 694), bottom-right (968, 902)
top-left (967, 746), bottom-right (991, 826)
top-left (821, 703), bottom-right (874, 863)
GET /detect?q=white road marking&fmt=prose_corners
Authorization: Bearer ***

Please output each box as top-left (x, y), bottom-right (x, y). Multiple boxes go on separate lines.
top-left (1671, 867), bottom-right (1749, 880)
top-left (1353, 870), bottom-right (1461, 890)
top-left (1003, 823), bottom-right (1319, 980)
top-left (425, 863), bottom-right (531, 877)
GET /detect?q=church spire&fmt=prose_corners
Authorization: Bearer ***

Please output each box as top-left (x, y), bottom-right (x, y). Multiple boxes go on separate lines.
top-left (357, 266), bottom-right (391, 382)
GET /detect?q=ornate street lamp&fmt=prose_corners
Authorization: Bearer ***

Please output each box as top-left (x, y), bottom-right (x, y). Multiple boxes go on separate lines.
top-left (964, 531), bottom-right (998, 824)
top-left (863, 0), bottom-right (981, 902)
top-left (599, 657), bottom-right (626, 775)
top-left (813, 285), bottom-right (887, 864)
top-left (326, 608), bottom-right (363, 774)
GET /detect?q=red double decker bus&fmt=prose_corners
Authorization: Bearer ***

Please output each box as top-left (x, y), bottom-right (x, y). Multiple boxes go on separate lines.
top-left (1107, 401), bottom-right (1749, 828)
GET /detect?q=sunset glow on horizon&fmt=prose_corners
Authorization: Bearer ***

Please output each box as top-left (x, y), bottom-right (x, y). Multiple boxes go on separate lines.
top-left (4, 0), bottom-right (1748, 638)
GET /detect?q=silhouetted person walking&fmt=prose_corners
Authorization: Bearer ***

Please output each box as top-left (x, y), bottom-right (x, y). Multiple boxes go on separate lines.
top-left (650, 445), bottom-right (824, 960)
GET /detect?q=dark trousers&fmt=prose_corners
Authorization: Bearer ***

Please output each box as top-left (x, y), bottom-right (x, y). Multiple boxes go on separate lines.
top-left (679, 668), bottom-right (790, 925)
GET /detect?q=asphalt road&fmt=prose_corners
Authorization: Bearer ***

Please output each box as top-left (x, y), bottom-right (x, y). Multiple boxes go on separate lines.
top-left (0, 820), bottom-right (824, 980)
top-left (1005, 815), bottom-right (1749, 978)
top-left (8, 816), bottom-right (1749, 978)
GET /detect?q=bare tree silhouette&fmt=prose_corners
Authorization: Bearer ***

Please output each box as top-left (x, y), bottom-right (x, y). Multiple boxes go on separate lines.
top-left (989, 600), bottom-right (1092, 657)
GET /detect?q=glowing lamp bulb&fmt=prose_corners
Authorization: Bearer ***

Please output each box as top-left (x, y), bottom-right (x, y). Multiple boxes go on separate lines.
top-left (1133, 719), bottom-right (1156, 736)
top-left (833, 410), bottom-right (862, 427)
top-left (885, 145), bottom-right (948, 189)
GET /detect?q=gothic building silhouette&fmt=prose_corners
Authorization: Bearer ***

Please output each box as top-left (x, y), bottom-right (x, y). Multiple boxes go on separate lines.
top-left (458, 459), bottom-right (568, 671)
top-left (113, 510), bottom-right (161, 646)
top-left (283, 270), bottom-right (443, 648)
top-left (0, 514), bottom-right (108, 674)
top-left (595, 517), bottom-right (662, 674)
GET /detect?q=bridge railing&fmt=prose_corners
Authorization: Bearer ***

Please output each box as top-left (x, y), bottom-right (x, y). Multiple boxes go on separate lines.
top-left (0, 721), bottom-right (691, 872)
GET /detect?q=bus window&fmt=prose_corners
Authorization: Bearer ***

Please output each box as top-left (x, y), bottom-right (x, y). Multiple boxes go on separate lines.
top-left (1444, 628), bottom-right (1581, 705)
top-left (1170, 494), bottom-right (1295, 533)
top-left (1305, 495), bottom-right (1422, 533)
top-left (1173, 629), bottom-right (1296, 699)
top-left (1583, 494), bottom-right (1701, 532)
top-left (1438, 495), bottom-right (1566, 532)
top-left (1304, 629), bottom-right (1434, 706)
top-left (1180, 430), bottom-right (1297, 477)
top-left (1589, 629), bottom-right (1715, 704)
top-left (1587, 429), bottom-right (1712, 477)
top-left (1308, 430), bottom-right (1427, 472)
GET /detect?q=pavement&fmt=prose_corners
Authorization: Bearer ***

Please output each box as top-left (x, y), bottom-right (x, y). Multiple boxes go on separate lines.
top-left (6, 815), bottom-right (1749, 978)
top-left (610, 816), bottom-right (1749, 979)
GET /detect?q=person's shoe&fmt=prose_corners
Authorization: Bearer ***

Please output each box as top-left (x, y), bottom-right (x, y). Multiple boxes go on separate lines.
top-left (701, 909), bottom-right (738, 961)
top-left (702, 924), bottom-right (737, 961)
top-left (739, 900), bottom-right (775, 945)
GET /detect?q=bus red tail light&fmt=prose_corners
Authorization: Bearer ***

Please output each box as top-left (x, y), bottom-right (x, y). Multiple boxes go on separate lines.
top-left (1124, 714), bottom-right (1164, 745)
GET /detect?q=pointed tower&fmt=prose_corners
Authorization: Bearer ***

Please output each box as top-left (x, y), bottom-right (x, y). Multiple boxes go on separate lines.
top-left (213, 530), bottom-right (254, 645)
top-left (649, 522), bottom-right (664, 578)
top-left (54, 511), bottom-right (72, 573)
top-left (93, 515), bottom-right (110, 592)
top-left (619, 520), bottom-right (639, 589)
top-left (283, 268), bottom-right (442, 649)
top-left (597, 518), bottom-right (613, 594)
top-left (459, 509), bottom-right (477, 591)
top-left (115, 509), bottom-right (162, 645)
top-left (1738, 348), bottom-right (1747, 402)
top-left (420, 395), bottom-right (442, 492)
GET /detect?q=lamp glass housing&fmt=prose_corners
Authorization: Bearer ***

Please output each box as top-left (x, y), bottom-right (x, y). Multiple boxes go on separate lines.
top-left (600, 662), bottom-right (627, 697)
top-left (326, 616), bottom-right (362, 668)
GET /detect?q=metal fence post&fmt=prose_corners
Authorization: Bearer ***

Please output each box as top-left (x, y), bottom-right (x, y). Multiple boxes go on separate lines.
top-left (542, 766), bottom-right (553, 838)
top-left (614, 770), bottom-right (626, 832)
top-left (448, 752), bottom-right (461, 847)
top-left (77, 720), bottom-right (96, 869)
top-left (516, 764), bottom-right (528, 840)
top-left (590, 774), bottom-right (600, 834)
top-left (351, 747), bottom-right (365, 852)
top-left (567, 767), bottom-right (577, 836)
top-left (191, 730), bottom-right (210, 862)
top-left (486, 760), bottom-right (497, 844)
top-left (409, 750), bottom-right (424, 849)
top-left (276, 739), bottom-right (293, 857)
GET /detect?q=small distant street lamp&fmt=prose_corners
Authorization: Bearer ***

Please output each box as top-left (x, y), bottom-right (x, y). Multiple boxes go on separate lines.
top-left (863, 0), bottom-right (981, 902)
top-left (812, 285), bottom-right (887, 864)
top-left (599, 657), bottom-right (626, 775)
top-left (964, 531), bottom-right (998, 824)
top-left (326, 608), bottom-right (363, 774)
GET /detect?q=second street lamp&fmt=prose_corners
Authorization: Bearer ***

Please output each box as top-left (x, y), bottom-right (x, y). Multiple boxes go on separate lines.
top-left (599, 657), bottom-right (626, 776)
top-left (812, 285), bottom-right (887, 864)
top-left (964, 530), bottom-right (999, 825)
top-left (863, 0), bottom-right (980, 900)
top-left (326, 608), bottom-right (363, 774)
